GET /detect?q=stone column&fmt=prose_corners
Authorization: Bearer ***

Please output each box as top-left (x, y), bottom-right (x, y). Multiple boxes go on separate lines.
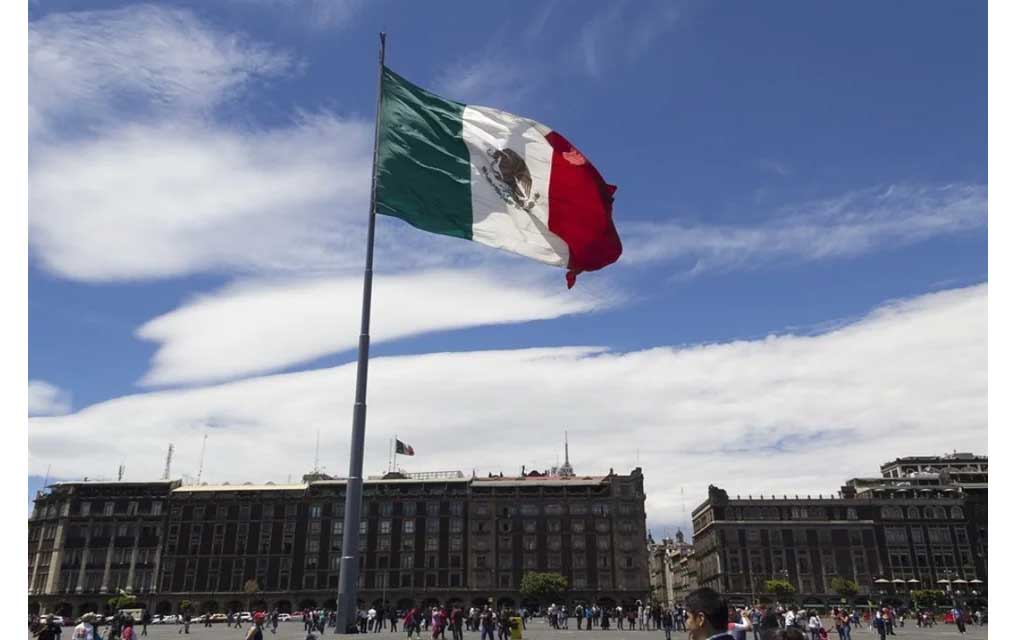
top-left (125, 519), bottom-right (141, 592)
top-left (76, 524), bottom-right (92, 593)
top-left (150, 527), bottom-right (164, 594)
top-left (100, 529), bottom-right (116, 593)
top-left (44, 520), bottom-right (67, 594)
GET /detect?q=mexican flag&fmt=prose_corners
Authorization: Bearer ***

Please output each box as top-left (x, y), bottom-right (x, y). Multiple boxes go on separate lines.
top-left (395, 439), bottom-right (415, 456)
top-left (375, 67), bottom-right (622, 288)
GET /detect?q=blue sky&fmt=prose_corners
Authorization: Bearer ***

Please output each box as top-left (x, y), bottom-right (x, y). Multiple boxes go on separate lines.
top-left (27, 0), bottom-right (987, 534)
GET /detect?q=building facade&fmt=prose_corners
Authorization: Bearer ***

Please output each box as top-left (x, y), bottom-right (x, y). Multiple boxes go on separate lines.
top-left (690, 453), bottom-right (988, 608)
top-left (28, 467), bottom-right (649, 617)
top-left (647, 531), bottom-right (692, 607)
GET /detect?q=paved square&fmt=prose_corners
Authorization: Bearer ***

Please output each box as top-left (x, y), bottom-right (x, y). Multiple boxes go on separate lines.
top-left (32, 619), bottom-right (987, 640)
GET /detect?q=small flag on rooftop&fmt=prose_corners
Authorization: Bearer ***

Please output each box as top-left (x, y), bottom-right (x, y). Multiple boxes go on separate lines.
top-left (395, 439), bottom-right (415, 456)
top-left (375, 67), bottom-right (623, 288)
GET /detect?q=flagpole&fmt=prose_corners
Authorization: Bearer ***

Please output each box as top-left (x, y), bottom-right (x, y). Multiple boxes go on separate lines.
top-left (335, 31), bottom-right (386, 635)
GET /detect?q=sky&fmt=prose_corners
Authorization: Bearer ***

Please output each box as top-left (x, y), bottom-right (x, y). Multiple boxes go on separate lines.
top-left (26, 0), bottom-right (988, 537)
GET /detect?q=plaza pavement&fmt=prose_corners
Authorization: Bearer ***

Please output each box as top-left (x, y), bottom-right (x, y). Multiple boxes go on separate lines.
top-left (33, 619), bottom-right (987, 640)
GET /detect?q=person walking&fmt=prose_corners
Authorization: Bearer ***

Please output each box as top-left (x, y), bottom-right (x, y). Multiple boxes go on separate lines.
top-left (953, 607), bottom-right (966, 634)
top-left (662, 606), bottom-right (674, 640)
top-left (807, 611), bottom-right (821, 640)
top-left (479, 607), bottom-right (495, 640)
top-left (246, 613), bottom-right (266, 640)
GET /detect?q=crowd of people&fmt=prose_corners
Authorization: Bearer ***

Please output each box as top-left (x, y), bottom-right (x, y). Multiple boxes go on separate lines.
top-left (28, 592), bottom-right (987, 640)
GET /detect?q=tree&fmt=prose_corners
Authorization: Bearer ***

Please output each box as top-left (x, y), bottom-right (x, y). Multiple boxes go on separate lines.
top-left (520, 572), bottom-right (569, 607)
top-left (830, 577), bottom-right (860, 601)
top-left (764, 579), bottom-right (797, 603)
top-left (107, 594), bottom-right (138, 611)
top-left (911, 590), bottom-right (945, 610)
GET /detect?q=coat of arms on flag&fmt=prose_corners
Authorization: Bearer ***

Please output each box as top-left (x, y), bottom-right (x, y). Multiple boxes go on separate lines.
top-left (395, 439), bottom-right (415, 456)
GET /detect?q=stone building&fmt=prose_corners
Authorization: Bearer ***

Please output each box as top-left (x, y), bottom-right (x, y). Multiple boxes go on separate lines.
top-left (647, 531), bottom-right (692, 607)
top-left (690, 453), bottom-right (988, 608)
top-left (28, 480), bottom-right (179, 615)
top-left (28, 464), bottom-right (649, 617)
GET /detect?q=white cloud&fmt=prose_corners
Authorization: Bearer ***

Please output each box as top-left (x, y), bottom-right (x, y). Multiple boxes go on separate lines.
top-left (29, 4), bottom-right (293, 136)
top-left (623, 183), bottom-right (987, 275)
top-left (29, 114), bottom-right (374, 282)
top-left (28, 380), bottom-right (72, 416)
top-left (136, 269), bottom-right (614, 386)
top-left (29, 284), bottom-right (987, 530)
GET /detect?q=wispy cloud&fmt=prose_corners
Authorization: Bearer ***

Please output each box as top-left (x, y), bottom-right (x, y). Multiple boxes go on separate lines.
top-left (29, 284), bottom-right (987, 531)
top-left (759, 157), bottom-right (793, 177)
top-left (622, 183), bottom-right (987, 275)
top-left (574, 1), bottom-right (682, 78)
top-left (136, 269), bottom-right (615, 386)
top-left (28, 380), bottom-right (72, 417)
top-left (225, 0), bottom-right (363, 31)
top-left (29, 4), bottom-right (294, 137)
top-left (29, 114), bottom-right (373, 282)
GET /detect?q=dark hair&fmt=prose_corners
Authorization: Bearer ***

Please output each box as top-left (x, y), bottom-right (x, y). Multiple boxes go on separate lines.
top-left (766, 629), bottom-right (806, 640)
top-left (684, 588), bottom-right (729, 631)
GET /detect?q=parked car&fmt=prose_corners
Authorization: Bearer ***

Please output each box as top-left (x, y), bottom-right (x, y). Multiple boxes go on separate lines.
top-left (162, 615), bottom-right (179, 624)
top-left (210, 614), bottom-right (228, 623)
top-left (289, 612), bottom-right (303, 621)
top-left (239, 612), bottom-right (252, 622)
top-left (277, 614), bottom-right (291, 622)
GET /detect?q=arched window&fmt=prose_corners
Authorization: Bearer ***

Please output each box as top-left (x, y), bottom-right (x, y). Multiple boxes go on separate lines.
top-left (907, 506), bottom-right (921, 520)
top-left (924, 506), bottom-right (936, 519)
top-left (936, 506), bottom-right (948, 520)
top-left (881, 506), bottom-right (903, 520)
top-left (951, 506), bottom-right (964, 520)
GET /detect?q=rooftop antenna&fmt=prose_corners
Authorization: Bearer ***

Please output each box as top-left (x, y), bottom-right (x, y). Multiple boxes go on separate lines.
top-left (163, 443), bottom-right (174, 480)
top-left (314, 429), bottom-right (321, 474)
top-left (117, 460), bottom-right (126, 481)
top-left (197, 434), bottom-right (208, 484)
top-left (42, 465), bottom-right (51, 491)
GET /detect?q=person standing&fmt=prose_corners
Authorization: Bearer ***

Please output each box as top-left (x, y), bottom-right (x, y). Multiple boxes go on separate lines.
top-left (73, 614), bottom-right (98, 640)
top-left (662, 607), bottom-right (674, 640)
top-left (34, 614), bottom-right (62, 640)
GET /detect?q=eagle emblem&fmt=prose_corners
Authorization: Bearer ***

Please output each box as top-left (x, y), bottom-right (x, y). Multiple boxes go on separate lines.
top-left (481, 146), bottom-right (541, 212)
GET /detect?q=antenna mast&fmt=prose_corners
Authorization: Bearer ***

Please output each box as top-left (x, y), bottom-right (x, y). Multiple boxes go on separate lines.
top-left (314, 429), bottom-right (321, 474)
top-left (163, 443), bottom-right (174, 480)
top-left (117, 461), bottom-right (126, 481)
top-left (197, 434), bottom-right (208, 484)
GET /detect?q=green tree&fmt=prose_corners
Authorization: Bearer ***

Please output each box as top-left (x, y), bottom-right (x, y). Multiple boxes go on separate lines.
top-left (911, 590), bottom-right (945, 609)
top-left (520, 572), bottom-right (569, 607)
top-left (829, 577), bottom-right (860, 601)
top-left (764, 579), bottom-right (797, 603)
top-left (107, 594), bottom-right (138, 611)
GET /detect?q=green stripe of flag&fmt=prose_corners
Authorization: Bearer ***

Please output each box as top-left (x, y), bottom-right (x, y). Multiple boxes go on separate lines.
top-left (375, 66), bottom-right (473, 240)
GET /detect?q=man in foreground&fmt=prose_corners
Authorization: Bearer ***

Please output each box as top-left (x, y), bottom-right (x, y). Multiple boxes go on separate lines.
top-left (685, 588), bottom-right (735, 640)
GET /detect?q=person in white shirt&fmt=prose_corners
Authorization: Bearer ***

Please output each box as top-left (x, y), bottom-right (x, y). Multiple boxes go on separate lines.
top-left (785, 610), bottom-right (797, 629)
top-left (807, 611), bottom-right (822, 640)
top-left (73, 614), bottom-right (97, 640)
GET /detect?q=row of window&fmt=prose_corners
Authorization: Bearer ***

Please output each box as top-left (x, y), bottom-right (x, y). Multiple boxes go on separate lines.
top-left (881, 505), bottom-right (964, 520)
top-left (474, 502), bottom-right (635, 517)
top-left (884, 525), bottom-right (968, 545)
